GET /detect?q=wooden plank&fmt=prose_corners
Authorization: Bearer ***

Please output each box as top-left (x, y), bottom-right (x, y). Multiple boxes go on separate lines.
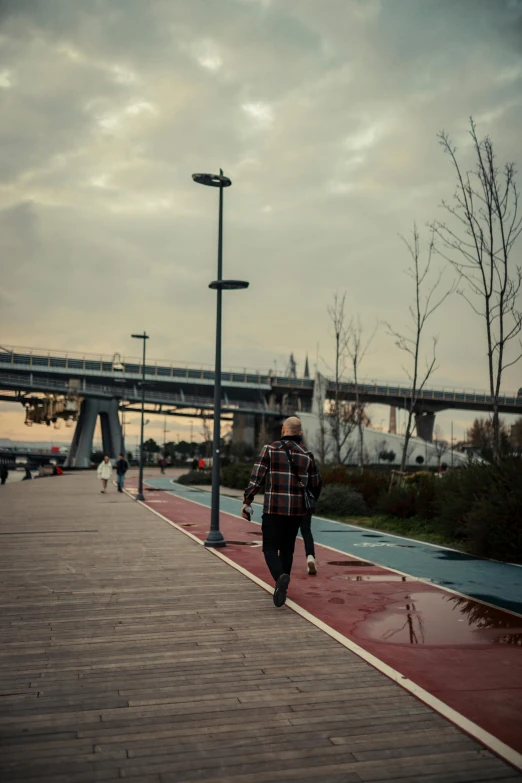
top-left (0, 474), bottom-right (520, 783)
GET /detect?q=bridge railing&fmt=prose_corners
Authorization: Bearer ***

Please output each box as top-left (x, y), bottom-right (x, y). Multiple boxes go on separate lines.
top-left (1, 345), bottom-right (520, 402)
top-left (0, 345), bottom-right (288, 385)
top-left (330, 380), bottom-right (520, 406)
top-left (0, 372), bottom-right (280, 414)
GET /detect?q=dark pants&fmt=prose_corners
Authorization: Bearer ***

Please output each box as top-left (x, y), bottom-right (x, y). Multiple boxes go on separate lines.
top-left (262, 513), bottom-right (304, 583)
top-left (299, 515), bottom-right (315, 557)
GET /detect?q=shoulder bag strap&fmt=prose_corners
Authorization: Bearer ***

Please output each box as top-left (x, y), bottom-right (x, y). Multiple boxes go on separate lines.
top-left (280, 440), bottom-right (307, 491)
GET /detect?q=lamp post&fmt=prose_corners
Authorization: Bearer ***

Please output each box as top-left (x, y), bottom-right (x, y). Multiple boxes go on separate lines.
top-left (192, 169), bottom-right (249, 547)
top-left (131, 332), bottom-right (149, 501)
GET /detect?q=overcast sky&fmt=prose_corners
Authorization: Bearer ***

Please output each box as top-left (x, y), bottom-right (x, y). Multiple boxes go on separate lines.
top-left (1, 0), bottom-right (521, 445)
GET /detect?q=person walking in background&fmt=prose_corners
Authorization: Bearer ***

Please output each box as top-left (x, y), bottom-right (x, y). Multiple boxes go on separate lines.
top-left (115, 453), bottom-right (128, 493)
top-left (97, 455), bottom-right (113, 493)
top-left (0, 464), bottom-right (8, 485)
top-left (242, 416), bottom-right (322, 607)
top-left (22, 465), bottom-right (32, 480)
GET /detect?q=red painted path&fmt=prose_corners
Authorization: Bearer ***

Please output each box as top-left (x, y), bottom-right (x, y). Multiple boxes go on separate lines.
top-left (131, 482), bottom-right (522, 761)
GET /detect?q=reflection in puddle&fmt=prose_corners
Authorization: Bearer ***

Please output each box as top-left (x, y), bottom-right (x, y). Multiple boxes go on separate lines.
top-left (327, 560), bottom-right (373, 567)
top-left (330, 575), bottom-right (419, 582)
top-left (357, 591), bottom-right (522, 646)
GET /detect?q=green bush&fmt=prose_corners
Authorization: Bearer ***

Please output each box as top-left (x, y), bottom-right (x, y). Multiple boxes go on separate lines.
top-left (221, 462), bottom-right (255, 491)
top-left (376, 485), bottom-right (418, 519)
top-left (434, 457), bottom-right (522, 561)
top-left (316, 485), bottom-right (368, 517)
top-left (345, 471), bottom-right (388, 510)
top-left (177, 470), bottom-right (212, 485)
top-left (321, 466), bottom-right (387, 510)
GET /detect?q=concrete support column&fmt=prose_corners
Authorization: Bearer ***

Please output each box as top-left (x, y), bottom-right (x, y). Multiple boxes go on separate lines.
top-left (65, 398), bottom-right (122, 469)
top-left (231, 413), bottom-right (256, 450)
top-left (415, 411), bottom-right (436, 443)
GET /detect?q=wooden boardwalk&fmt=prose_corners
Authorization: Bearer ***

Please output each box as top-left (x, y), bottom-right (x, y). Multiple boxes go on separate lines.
top-left (0, 473), bottom-right (520, 783)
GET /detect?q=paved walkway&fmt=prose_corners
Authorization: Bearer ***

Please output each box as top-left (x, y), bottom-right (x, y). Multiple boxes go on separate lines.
top-left (132, 477), bottom-right (522, 760)
top-left (0, 473), bottom-right (520, 782)
top-left (147, 477), bottom-right (522, 614)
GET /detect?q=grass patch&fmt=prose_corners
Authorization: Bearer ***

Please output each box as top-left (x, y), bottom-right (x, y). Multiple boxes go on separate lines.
top-left (322, 513), bottom-right (468, 550)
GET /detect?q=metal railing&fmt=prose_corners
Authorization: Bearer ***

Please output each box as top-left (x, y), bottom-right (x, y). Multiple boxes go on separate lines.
top-left (0, 344), bottom-right (299, 383)
top-left (1, 344), bottom-right (520, 402)
top-left (333, 380), bottom-right (521, 407)
top-left (0, 373), bottom-right (279, 414)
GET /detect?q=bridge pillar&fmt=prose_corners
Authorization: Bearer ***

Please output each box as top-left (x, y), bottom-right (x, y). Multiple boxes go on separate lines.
top-left (65, 398), bottom-right (122, 469)
top-left (231, 413), bottom-right (256, 451)
top-left (415, 411), bottom-right (435, 443)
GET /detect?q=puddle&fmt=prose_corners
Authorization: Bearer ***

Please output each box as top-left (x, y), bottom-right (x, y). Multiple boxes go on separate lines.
top-left (362, 534), bottom-right (384, 538)
top-left (179, 523), bottom-right (195, 527)
top-left (227, 540), bottom-right (260, 546)
top-left (329, 597), bottom-right (345, 604)
top-left (356, 591), bottom-right (522, 646)
top-left (246, 531), bottom-right (262, 536)
top-left (330, 575), bottom-right (419, 582)
top-left (327, 560), bottom-right (374, 567)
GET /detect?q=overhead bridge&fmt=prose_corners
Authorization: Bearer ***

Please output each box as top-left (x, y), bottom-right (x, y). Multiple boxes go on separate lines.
top-left (1, 345), bottom-right (520, 466)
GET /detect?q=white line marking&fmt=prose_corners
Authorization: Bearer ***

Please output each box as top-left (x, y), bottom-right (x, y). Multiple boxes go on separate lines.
top-left (160, 480), bottom-right (522, 567)
top-left (208, 546), bottom-right (522, 773)
top-left (141, 484), bottom-right (522, 620)
top-left (133, 489), bottom-right (522, 772)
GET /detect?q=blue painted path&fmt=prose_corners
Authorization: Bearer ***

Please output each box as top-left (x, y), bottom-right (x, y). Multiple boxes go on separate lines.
top-left (145, 477), bottom-right (522, 615)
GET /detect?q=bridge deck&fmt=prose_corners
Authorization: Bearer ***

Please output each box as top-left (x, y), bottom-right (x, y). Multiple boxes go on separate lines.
top-left (1, 473), bottom-right (521, 782)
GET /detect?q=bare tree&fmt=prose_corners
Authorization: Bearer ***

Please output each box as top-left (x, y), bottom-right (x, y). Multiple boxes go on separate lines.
top-left (326, 293), bottom-right (357, 464)
top-left (346, 316), bottom-right (377, 472)
top-left (433, 118), bottom-right (522, 457)
top-left (387, 225), bottom-right (455, 472)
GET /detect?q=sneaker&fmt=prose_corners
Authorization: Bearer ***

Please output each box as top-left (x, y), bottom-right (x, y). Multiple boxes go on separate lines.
top-left (307, 555), bottom-right (317, 576)
top-left (273, 573), bottom-right (290, 608)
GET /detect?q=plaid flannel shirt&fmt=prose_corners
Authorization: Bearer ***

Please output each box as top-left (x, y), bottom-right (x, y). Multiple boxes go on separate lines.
top-left (244, 437), bottom-right (322, 516)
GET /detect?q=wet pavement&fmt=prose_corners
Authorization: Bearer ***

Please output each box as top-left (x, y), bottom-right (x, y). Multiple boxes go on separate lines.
top-left (128, 476), bottom-right (522, 760)
top-left (145, 476), bottom-right (522, 614)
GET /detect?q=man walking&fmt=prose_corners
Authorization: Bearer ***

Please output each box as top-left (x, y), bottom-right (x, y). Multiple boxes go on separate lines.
top-left (115, 453), bottom-right (129, 493)
top-left (242, 416), bottom-right (322, 607)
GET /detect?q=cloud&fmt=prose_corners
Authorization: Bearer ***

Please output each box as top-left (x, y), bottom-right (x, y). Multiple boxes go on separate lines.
top-left (1, 0), bottom-right (521, 444)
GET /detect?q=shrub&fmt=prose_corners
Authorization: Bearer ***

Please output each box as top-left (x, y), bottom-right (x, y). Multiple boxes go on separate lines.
top-left (321, 466), bottom-right (387, 510)
top-left (221, 462), bottom-right (255, 491)
top-left (377, 486), bottom-right (417, 519)
top-left (346, 471), bottom-right (388, 510)
top-left (177, 470), bottom-right (212, 485)
top-left (316, 485), bottom-right (368, 517)
top-left (321, 465), bottom-right (352, 485)
top-left (434, 457), bottom-right (522, 561)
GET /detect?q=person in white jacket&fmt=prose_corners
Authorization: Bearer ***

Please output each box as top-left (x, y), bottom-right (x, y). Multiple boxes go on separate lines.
top-left (97, 456), bottom-right (113, 493)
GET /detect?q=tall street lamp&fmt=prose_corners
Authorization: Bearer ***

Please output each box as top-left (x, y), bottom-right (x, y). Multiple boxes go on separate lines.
top-left (131, 331), bottom-right (149, 501)
top-left (192, 169), bottom-right (249, 547)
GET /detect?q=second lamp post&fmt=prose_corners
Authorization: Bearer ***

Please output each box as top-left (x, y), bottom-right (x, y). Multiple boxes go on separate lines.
top-left (131, 331), bottom-right (149, 501)
top-left (192, 169), bottom-right (248, 547)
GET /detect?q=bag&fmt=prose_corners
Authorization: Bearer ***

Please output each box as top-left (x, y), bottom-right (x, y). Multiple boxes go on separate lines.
top-left (280, 441), bottom-right (316, 515)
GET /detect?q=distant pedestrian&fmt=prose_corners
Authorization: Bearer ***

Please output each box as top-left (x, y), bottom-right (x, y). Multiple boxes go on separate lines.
top-left (0, 465), bottom-right (8, 485)
top-left (198, 458), bottom-right (205, 471)
top-left (22, 465), bottom-right (32, 480)
top-left (97, 456), bottom-right (113, 493)
top-left (191, 457), bottom-right (198, 471)
top-left (115, 453), bottom-right (128, 493)
top-left (242, 416), bottom-right (322, 607)
top-left (159, 457), bottom-right (166, 475)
